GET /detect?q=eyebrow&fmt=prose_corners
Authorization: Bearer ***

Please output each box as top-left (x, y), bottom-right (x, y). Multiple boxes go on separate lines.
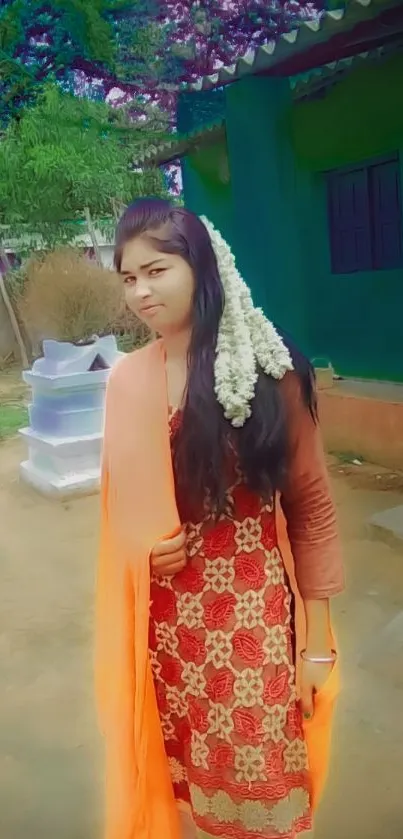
top-left (121, 258), bottom-right (166, 275)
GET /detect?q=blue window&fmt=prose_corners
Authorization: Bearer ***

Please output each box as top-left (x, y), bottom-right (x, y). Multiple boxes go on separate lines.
top-left (327, 155), bottom-right (403, 274)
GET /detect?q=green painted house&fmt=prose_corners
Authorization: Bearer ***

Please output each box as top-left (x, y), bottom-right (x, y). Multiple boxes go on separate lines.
top-left (139, 0), bottom-right (403, 383)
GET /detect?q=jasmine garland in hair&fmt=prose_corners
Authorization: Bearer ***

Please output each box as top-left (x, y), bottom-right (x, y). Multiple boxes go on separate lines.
top-left (200, 216), bottom-right (294, 428)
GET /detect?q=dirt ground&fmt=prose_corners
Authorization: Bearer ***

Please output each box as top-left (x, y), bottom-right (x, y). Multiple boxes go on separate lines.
top-left (0, 362), bottom-right (27, 402)
top-left (0, 436), bottom-right (403, 839)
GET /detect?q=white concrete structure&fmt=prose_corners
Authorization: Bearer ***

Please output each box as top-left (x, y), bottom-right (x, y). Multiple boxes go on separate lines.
top-left (19, 336), bottom-right (121, 498)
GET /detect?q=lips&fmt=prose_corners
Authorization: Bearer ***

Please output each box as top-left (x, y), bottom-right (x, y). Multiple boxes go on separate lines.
top-left (140, 304), bottom-right (162, 314)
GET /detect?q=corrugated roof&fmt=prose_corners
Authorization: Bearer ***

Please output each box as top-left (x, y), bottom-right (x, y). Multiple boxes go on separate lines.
top-left (291, 40), bottom-right (403, 98)
top-left (185, 0), bottom-right (402, 92)
top-left (132, 119), bottom-right (225, 168)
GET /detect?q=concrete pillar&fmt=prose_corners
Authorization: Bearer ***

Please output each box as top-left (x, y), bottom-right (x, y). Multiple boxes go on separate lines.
top-left (225, 76), bottom-right (307, 348)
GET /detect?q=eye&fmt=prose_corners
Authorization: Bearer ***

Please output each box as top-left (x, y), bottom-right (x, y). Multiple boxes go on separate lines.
top-left (149, 267), bottom-right (165, 277)
top-left (123, 274), bottom-right (136, 285)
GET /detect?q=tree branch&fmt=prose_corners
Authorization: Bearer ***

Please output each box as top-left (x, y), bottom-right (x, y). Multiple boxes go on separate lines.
top-left (0, 248), bottom-right (30, 368)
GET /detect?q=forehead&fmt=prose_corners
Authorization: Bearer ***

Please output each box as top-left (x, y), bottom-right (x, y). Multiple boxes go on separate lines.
top-left (120, 234), bottom-right (166, 272)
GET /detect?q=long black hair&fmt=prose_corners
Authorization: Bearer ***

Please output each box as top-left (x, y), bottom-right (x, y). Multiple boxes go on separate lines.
top-left (115, 198), bottom-right (317, 518)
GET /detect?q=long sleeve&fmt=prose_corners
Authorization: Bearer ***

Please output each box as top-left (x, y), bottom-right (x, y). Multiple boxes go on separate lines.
top-left (280, 372), bottom-right (345, 600)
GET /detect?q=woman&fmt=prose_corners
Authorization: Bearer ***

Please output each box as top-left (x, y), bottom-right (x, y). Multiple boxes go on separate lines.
top-left (96, 198), bottom-right (344, 839)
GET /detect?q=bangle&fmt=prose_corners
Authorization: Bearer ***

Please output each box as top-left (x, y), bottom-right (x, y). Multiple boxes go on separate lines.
top-left (300, 648), bottom-right (338, 664)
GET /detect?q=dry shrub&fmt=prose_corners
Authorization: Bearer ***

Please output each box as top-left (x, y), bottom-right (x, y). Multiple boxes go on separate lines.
top-left (111, 304), bottom-right (151, 352)
top-left (17, 248), bottom-right (123, 347)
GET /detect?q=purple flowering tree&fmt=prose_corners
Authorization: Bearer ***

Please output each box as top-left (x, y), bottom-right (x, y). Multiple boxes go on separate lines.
top-left (110, 0), bottom-right (322, 116)
top-left (0, 0), bottom-right (322, 124)
top-left (156, 0), bottom-right (321, 82)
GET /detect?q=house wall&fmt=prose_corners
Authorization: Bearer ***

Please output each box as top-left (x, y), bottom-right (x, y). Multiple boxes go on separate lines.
top-left (182, 141), bottom-right (234, 244)
top-left (224, 77), bottom-right (308, 347)
top-left (177, 90), bottom-right (234, 243)
top-left (178, 78), bottom-right (310, 351)
top-left (291, 53), bottom-right (403, 382)
top-left (178, 83), bottom-right (308, 348)
top-left (179, 53), bottom-right (403, 381)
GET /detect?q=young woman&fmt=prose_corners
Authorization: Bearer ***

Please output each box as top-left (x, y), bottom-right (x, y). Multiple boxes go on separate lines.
top-left (95, 198), bottom-right (344, 839)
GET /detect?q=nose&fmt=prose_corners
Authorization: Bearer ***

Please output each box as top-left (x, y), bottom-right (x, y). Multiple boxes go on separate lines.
top-left (133, 276), bottom-right (152, 300)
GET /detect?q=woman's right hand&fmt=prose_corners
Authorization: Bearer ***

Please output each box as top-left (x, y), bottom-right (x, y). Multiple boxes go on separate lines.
top-left (150, 530), bottom-right (187, 577)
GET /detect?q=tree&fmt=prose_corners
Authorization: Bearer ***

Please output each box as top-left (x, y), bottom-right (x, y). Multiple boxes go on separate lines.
top-left (103, 1), bottom-right (322, 118)
top-left (0, 83), bottom-right (169, 246)
top-left (0, 0), bottom-right (153, 124)
top-left (136, 0), bottom-right (322, 88)
top-left (0, 0), bottom-right (323, 123)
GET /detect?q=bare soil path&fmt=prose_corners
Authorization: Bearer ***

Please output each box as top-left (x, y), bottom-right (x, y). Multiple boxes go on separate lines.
top-left (1, 437), bottom-right (402, 838)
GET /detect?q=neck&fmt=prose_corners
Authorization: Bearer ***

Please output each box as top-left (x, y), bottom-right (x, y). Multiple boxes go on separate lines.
top-left (162, 328), bottom-right (191, 362)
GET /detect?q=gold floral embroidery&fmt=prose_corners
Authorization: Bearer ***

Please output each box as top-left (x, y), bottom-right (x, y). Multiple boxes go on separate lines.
top-left (233, 668), bottom-right (264, 708)
top-left (182, 661), bottom-right (207, 696)
top-left (149, 648), bottom-right (162, 679)
top-left (152, 574), bottom-right (173, 589)
top-left (190, 731), bottom-right (210, 770)
top-left (188, 784), bottom-right (310, 835)
top-left (155, 622), bottom-right (179, 656)
top-left (160, 713), bottom-right (175, 740)
top-left (165, 685), bottom-right (187, 718)
top-left (263, 624), bottom-right (288, 665)
top-left (185, 522), bottom-right (204, 557)
top-left (207, 702), bottom-right (234, 741)
top-left (239, 800), bottom-right (269, 832)
top-left (234, 517), bottom-right (263, 553)
top-left (262, 704), bottom-right (287, 743)
top-left (267, 564), bottom-right (285, 586)
top-left (270, 788), bottom-right (310, 833)
top-left (168, 756), bottom-right (187, 784)
top-left (234, 590), bottom-right (265, 630)
top-left (189, 783), bottom-right (211, 817)
top-left (203, 557), bottom-right (235, 593)
top-left (210, 790), bottom-right (238, 823)
top-left (234, 744), bottom-right (266, 783)
top-left (205, 630), bottom-right (233, 668)
top-left (283, 738), bottom-right (308, 773)
top-left (263, 546), bottom-right (282, 569)
top-left (177, 592), bottom-right (204, 629)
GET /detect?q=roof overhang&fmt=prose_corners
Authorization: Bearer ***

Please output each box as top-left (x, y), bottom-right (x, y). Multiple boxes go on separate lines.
top-left (132, 120), bottom-right (225, 168)
top-left (184, 0), bottom-right (403, 92)
top-left (292, 39), bottom-right (403, 99)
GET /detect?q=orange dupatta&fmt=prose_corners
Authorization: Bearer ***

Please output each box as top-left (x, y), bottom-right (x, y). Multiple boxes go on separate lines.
top-left (95, 340), bottom-right (340, 839)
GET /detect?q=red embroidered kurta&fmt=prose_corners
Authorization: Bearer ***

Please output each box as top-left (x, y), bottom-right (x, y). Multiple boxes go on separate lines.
top-left (148, 374), bottom-right (344, 839)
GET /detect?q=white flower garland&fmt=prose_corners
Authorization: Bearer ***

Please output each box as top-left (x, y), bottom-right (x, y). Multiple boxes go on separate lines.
top-left (200, 216), bottom-right (294, 428)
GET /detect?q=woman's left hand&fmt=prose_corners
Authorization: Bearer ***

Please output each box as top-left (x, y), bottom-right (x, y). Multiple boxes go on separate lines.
top-left (300, 658), bottom-right (334, 720)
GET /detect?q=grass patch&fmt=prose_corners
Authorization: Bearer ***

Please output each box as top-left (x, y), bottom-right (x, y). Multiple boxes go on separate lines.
top-left (0, 403), bottom-right (28, 441)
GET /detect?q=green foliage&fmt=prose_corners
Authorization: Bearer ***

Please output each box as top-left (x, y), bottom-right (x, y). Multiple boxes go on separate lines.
top-left (0, 403), bottom-right (28, 440)
top-left (0, 0), bottom-right (167, 124)
top-left (116, 18), bottom-right (168, 85)
top-left (0, 83), bottom-right (170, 246)
top-left (0, 0), bottom-right (118, 121)
top-left (50, 0), bottom-right (117, 65)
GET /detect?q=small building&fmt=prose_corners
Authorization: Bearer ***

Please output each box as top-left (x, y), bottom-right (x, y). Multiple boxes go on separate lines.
top-left (139, 0), bottom-right (403, 383)
top-left (0, 221), bottom-right (116, 271)
top-left (137, 0), bottom-right (403, 468)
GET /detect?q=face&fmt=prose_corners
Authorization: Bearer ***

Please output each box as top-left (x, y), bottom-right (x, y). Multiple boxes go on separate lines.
top-left (120, 233), bottom-right (195, 336)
